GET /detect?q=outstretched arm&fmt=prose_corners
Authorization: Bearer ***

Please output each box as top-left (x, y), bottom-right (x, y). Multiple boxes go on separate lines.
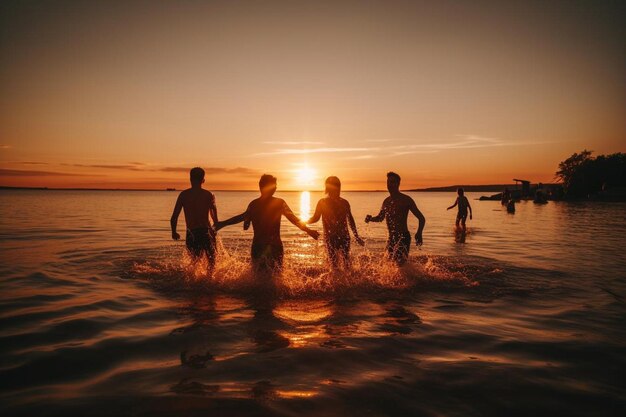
top-left (467, 199), bottom-right (473, 219)
top-left (365, 201), bottom-right (386, 223)
top-left (215, 211), bottom-right (247, 231)
top-left (307, 200), bottom-right (322, 224)
top-left (347, 204), bottom-right (364, 246)
top-left (447, 198), bottom-right (458, 210)
top-left (283, 202), bottom-right (319, 239)
top-left (409, 199), bottom-right (426, 246)
top-left (170, 194), bottom-right (183, 240)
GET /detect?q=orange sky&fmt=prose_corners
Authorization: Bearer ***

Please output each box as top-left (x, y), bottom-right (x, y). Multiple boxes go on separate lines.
top-left (1, 1), bottom-right (624, 190)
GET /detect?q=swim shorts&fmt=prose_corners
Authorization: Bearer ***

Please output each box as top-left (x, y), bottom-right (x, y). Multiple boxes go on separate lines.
top-left (186, 227), bottom-right (216, 261)
top-left (251, 242), bottom-right (284, 272)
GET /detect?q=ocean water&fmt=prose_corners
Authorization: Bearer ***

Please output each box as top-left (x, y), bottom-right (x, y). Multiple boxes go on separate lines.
top-left (0, 189), bottom-right (625, 416)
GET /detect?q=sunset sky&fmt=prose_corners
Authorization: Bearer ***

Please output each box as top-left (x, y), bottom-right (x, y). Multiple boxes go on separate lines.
top-left (1, 1), bottom-right (624, 190)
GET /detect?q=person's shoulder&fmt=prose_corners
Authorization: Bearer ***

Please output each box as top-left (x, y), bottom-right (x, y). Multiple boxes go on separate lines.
top-left (178, 188), bottom-right (191, 198)
top-left (340, 197), bottom-right (350, 207)
top-left (400, 192), bottom-right (415, 202)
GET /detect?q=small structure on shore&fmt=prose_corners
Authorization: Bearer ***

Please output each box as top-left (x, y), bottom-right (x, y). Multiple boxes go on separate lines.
top-left (479, 180), bottom-right (563, 202)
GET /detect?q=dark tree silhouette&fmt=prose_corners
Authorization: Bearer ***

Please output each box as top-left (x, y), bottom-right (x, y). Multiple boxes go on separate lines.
top-left (556, 150), bottom-right (626, 199)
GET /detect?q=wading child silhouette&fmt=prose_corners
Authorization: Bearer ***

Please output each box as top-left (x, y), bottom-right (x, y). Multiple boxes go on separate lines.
top-left (447, 188), bottom-right (472, 232)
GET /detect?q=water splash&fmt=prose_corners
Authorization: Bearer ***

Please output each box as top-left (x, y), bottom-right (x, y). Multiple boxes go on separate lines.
top-left (129, 237), bottom-right (482, 298)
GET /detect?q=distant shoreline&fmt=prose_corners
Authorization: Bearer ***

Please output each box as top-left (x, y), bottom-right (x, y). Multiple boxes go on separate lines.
top-left (1, 184), bottom-right (536, 192)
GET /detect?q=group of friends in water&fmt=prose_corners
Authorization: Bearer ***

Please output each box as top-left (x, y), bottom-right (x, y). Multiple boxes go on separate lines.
top-left (170, 167), bottom-right (471, 274)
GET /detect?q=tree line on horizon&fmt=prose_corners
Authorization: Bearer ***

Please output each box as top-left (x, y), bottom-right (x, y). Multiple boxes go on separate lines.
top-left (556, 150), bottom-right (626, 200)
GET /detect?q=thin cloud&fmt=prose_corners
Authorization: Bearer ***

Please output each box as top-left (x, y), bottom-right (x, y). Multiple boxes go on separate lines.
top-left (62, 163), bottom-right (259, 176)
top-left (0, 168), bottom-right (98, 177)
top-left (158, 166), bottom-right (260, 176)
top-left (262, 141), bottom-right (325, 145)
top-left (65, 163), bottom-right (145, 171)
top-left (0, 145), bottom-right (12, 149)
top-left (256, 134), bottom-right (546, 160)
top-left (253, 147), bottom-right (372, 156)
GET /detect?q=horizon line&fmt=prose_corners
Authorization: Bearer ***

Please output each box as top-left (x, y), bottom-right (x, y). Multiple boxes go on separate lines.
top-left (1, 183), bottom-right (555, 193)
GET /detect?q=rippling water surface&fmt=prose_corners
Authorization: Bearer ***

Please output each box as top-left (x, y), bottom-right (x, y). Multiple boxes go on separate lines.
top-left (1, 190), bottom-right (625, 416)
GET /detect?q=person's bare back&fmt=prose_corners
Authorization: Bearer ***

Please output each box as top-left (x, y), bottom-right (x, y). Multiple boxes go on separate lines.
top-left (214, 174), bottom-right (318, 272)
top-left (245, 196), bottom-right (292, 246)
top-left (170, 168), bottom-right (219, 265)
top-left (177, 188), bottom-right (216, 230)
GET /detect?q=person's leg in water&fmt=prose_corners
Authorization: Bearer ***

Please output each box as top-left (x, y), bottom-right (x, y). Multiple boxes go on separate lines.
top-left (186, 227), bottom-right (216, 271)
top-left (386, 231), bottom-right (411, 266)
top-left (326, 237), bottom-right (351, 271)
top-left (251, 243), bottom-right (284, 275)
top-left (458, 212), bottom-right (468, 232)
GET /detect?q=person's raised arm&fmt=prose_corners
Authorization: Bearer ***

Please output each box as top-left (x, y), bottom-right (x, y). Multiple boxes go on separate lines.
top-left (447, 197), bottom-right (458, 211)
top-left (282, 201), bottom-right (319, 239)
top-left (409, 198), bottom-right (426, 246)
top-left (307, 200), bottom-right (323, 224)
top-left (347, 202), bottom-right (364, 246)
top-left (365, 200), bottom-right (387, 223)
top-left (170, 194), bottom-right (183, 240)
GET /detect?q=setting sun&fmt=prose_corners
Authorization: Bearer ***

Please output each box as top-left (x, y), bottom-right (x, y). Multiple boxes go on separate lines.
top-left (295, 166), bottom-right (317, 189)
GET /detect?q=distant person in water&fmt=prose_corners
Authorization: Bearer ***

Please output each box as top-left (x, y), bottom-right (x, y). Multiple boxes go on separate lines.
top-left (365, 172), bottom-right (426, 265)
top-left (501, 187), bottom-right (511, 206)
top-left (307, 176), bottom-right (364, 270)
top-left (170, 167), bottom-right (218, 269)
top-left (447, 188), bottom-right (472, 232)
top-left (215, 174), bottom-right (319, 273)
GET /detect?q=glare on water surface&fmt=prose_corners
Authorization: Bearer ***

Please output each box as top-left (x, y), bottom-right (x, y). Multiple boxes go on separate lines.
top-left (299, 191), bottom-right (311, 221)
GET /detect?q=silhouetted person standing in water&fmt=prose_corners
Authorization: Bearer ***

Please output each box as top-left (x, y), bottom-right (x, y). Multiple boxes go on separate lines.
top-left (447, 188), bottom-right (472, 232)
top-left (170, 167), bottom-right (218, 269)
top-left (307, 176), bottom-right (364, 270)
top-left (501, 187), bottom-right (511, 206)
top-left (215, 174), bottom-right (319, 273)
top-left (365, 172), bottom-right (425, 265)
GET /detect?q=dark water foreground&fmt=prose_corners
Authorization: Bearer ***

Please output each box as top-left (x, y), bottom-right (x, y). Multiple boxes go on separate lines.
top-left (1, 191), bottom-right (625, 416)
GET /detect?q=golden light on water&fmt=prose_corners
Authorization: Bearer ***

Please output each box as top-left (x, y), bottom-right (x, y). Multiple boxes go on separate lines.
top-left (300, 191), bottom-right (311, 220)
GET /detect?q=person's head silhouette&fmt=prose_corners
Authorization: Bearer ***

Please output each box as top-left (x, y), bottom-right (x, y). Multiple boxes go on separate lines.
top-left (387, 171), bottom-right (401, 193)
top-left (457, 187), bottom-right (464, 196)
top-left (190, 167), bottom-right (205, 187)
top-left (259, 174), bottom-right (277, 197)
top-left (325, 176), bottom-right (341, 198)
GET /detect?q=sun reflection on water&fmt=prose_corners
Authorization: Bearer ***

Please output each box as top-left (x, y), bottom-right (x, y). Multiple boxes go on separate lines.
top-left (300, 191), bottom-right (311, 220)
